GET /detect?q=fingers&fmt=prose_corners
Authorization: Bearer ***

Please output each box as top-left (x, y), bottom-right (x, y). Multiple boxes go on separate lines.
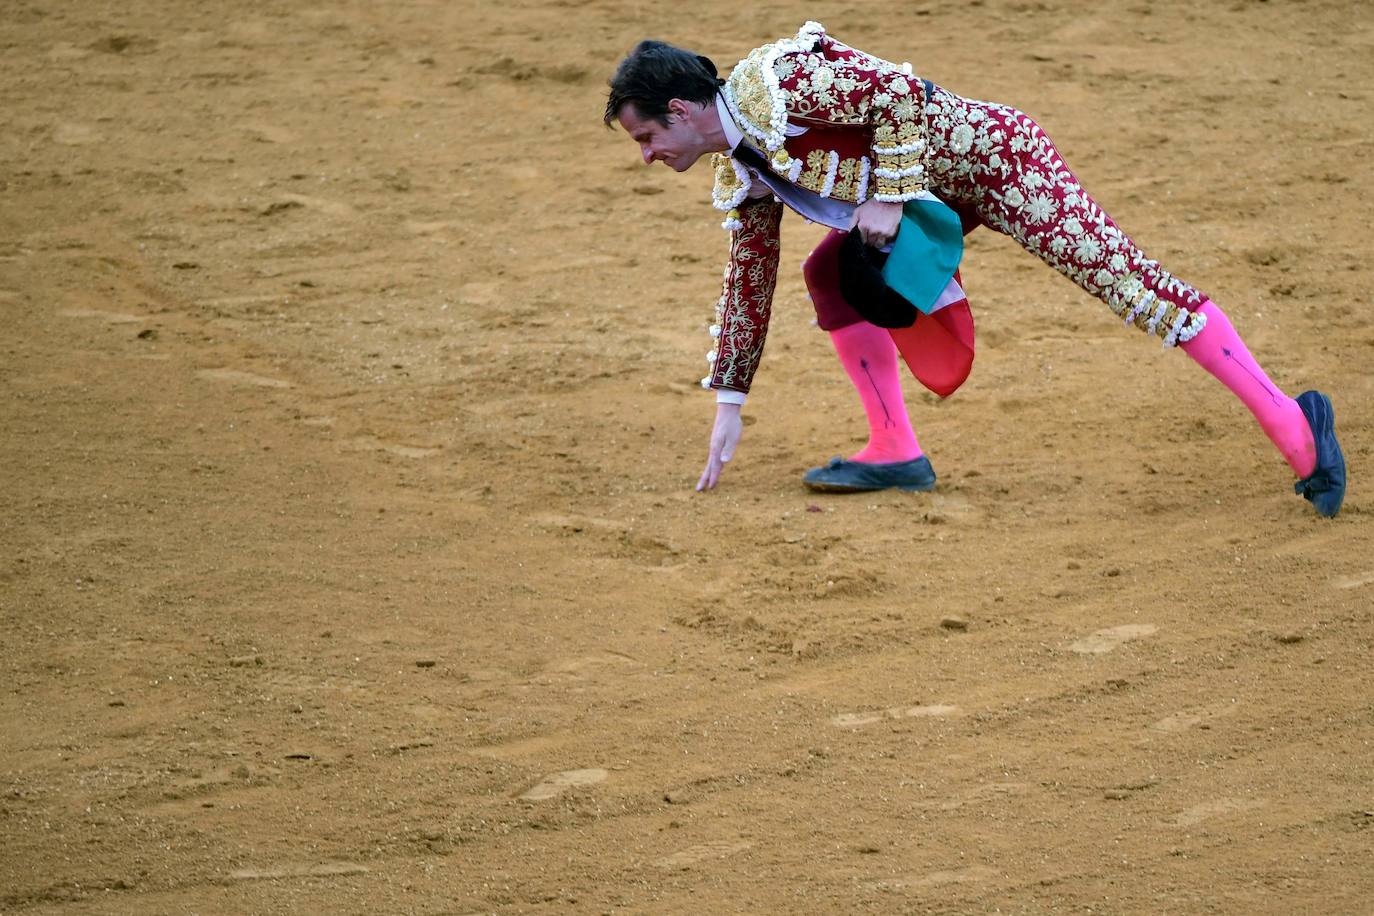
top-left (860, 226), bottom-right (895, 248)
top-left (696, 442), bottom-right (732, 490)
top-left (695, 456), bottom-right (719, 491)
top-left (695, 446), bottom-right (720, 491)
top-left (855, 198), bottom-right (902, 248)
top-left (695, 458), bottom-right (712, 490)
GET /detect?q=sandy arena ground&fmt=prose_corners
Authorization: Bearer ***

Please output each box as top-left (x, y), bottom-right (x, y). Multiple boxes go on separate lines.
top-left (3, 1), bottom-right (1373, 912)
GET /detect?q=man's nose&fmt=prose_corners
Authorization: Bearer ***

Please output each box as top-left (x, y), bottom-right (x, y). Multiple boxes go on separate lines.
top-left (640, 144), bottom-right (654, 165)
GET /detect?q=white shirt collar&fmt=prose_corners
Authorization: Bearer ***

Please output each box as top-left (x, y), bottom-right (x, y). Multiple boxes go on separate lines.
top-left (715, 93), bottom-right (745, 151)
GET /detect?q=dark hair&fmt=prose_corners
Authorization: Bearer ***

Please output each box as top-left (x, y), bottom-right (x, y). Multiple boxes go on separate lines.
top-left (604, 40), bottom-right (723, 127)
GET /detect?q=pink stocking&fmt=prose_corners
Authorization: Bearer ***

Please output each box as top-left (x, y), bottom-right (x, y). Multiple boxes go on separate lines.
top-left (828, 321), bottom-right (922, 464)
top-left (1180, 300), bottom-right (1316, 477)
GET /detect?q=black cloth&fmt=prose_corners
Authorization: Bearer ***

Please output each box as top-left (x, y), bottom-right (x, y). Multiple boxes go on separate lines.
top-left (836, 230), bottom-right (919, 328)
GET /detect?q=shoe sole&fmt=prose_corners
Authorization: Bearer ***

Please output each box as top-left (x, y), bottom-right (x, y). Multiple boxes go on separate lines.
top-left (803, 480), bottom-right (936, 493)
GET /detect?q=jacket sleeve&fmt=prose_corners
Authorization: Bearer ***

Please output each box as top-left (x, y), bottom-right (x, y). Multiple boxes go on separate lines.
top-left (707, 195), bottom-right (784, 394)
top-left (773, 46), bottom-right (928, 202)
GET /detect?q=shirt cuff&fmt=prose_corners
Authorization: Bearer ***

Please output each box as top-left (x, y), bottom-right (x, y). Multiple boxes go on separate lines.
top-left (714, 389), bottom-right (747, 406)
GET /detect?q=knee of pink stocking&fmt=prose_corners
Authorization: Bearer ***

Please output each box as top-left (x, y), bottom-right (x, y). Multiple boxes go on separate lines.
top-left (1181, 300), bottom-right (1315, 477)
top-left (829, 322), bottom-right (922, 464)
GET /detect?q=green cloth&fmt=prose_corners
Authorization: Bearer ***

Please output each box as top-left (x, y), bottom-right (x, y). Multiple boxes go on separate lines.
top-left (881, 197), bottom-right (965, 314)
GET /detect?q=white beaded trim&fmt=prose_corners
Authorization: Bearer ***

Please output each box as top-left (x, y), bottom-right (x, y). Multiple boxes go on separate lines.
top-left (874, 139), bottom-right (926, 156)
top-left (1177, 311), bottom-right (1207, 343)
top-left (719, 21), bottom-right (827, 153)
top-left (719, 77), bottom-right (783, 152)
top-left (722, 52), bottom-right (790, 150)
top-left (1123, 290), bottom-right (1156, 326)
top-left (1145, 299), bottom-right (1171, 336)
top-left (711, 157), bottom-right (753, 212)
top-left (1166, 309), bottom-right (1207, 347)
top-left (873, 164), bottom-right (925, 180)
top-left (818, 150), bottom-right (840, 198)
top-left (856, 158), bottom-right (871, 202)
top-left (795, 20), bottom-right (825, 47)
top-left (1162, 310), bottom-right (1191, 348)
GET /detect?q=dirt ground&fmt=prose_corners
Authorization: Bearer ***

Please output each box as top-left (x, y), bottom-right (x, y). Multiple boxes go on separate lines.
top-left (2, 0), bottom-right (1372, 913)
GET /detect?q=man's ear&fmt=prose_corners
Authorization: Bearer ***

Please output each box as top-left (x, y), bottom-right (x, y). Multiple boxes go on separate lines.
top-left (665, 98), bottom-right (691, 123)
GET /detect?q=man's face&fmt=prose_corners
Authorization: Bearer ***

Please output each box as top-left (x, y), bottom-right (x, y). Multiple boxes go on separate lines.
top-left (617, 101), bottom-right (708, 172)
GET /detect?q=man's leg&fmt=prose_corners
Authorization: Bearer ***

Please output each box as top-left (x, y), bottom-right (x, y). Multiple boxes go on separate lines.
top-left (799, 231), bottom-right (935, 492)
top-left (1179, 301), bottom-right (1345, 516)
top-left (1178, 300), bottom-right (1313, 477)
top-left (921, 85), bottom-right (1345, 515)
top-left (826, 321), bottom-right (922, 464)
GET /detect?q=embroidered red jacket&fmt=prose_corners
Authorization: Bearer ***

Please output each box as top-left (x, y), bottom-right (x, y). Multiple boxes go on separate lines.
top-left (706, 21), bottom-right (930, 394)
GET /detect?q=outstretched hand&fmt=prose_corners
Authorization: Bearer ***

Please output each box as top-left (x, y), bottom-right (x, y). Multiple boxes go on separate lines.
top-left (696, 402), bottom-right (742, 491)
top-left (853, 198), bottom-right (903, 248)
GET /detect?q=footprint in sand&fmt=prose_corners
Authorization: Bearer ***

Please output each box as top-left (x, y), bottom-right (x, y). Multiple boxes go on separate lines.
top-left (518, 768), bottom-right (607, 801)
top-left (864, 865), bottom-right (997, 891)
top-left (265, 193), bottom-right (357, 219)
top-left (197, 368), bottom-right (293, 389)
top-left (345, 435), bottom-right (440, 458)
top-left (925, 491), bottom-right (982, 524)
top-left (48, 43), bottom-right (93, 62)
top-left (405, 219), bottom-right (460, 236)
top-left (53, 122), bottom-right (100, 146)
top-left (1150, 702), bottom-right (1237, 733)
top-left (653, 840), bottom-right (752, 869)
top-left (230, 862), bottom-right (369, 881)
top-left (1070, 624), bottom-right (1157, 655)
top-left (59, 308), bottom-right (146, 324)
top-left (1333, 571), bottom-right (1374, 590)
top-left (545, 651), bottom-right (638, 678)
top-left (935, 781), bottom-right (1031, 812)
top-left (1171, 798), bottom-right (1265, 827)
top-left (831, 705), bottom-right (960, 728)
top-left (240, 122), bottom-right (296, 144)
top-left (457, 280), bottom-right (499, 305)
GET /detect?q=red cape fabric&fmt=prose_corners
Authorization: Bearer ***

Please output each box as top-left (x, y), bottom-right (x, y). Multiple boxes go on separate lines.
top-left (886, 269), bottom-right (973, 399)
top-left (804, 231), bottom-right (975, 399)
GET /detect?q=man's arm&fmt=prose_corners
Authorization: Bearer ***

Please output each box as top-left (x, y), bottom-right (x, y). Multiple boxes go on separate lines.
top-left (696, 194), bottom-right (782, 489)
top-left (695, 401), bottom-right (741, 491)
top-left (707, 195), bottom-right (784, 395)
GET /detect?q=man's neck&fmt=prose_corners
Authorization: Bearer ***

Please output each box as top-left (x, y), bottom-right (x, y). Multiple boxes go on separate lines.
top-left (709, 94), bottom-right (741, 153)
